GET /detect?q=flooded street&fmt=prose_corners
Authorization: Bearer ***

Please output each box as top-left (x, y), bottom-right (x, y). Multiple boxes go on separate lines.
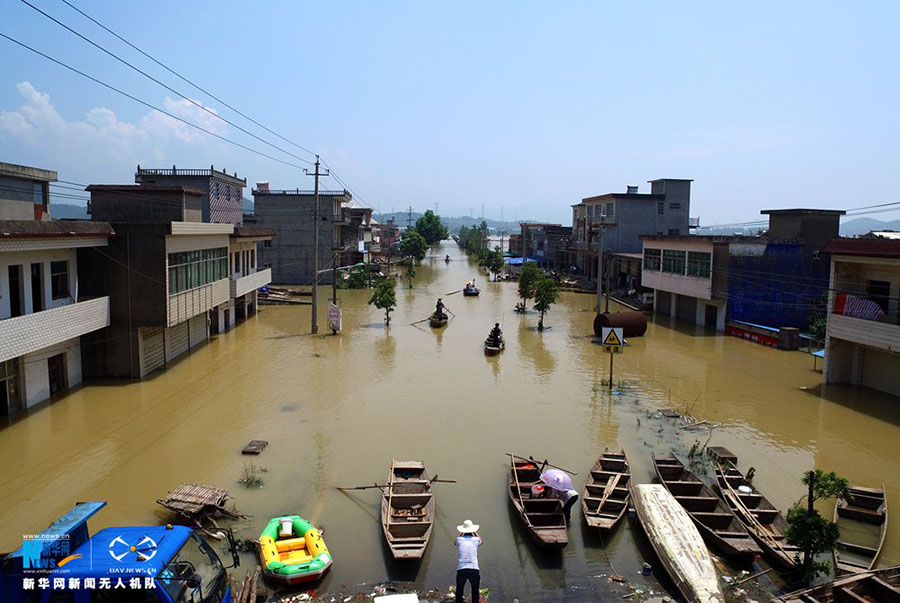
top-left (2, 240), bottom-right (900, 600)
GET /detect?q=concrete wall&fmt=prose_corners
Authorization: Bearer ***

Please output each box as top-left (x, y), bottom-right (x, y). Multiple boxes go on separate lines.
top-left (22, 336), bottom-right (81, 408)
top-left (642, 240), bottom-right (715, 300)
top-left (136, 172), bottom-right (244, 225)
top-left (89, 189), bottom-right (202, 223)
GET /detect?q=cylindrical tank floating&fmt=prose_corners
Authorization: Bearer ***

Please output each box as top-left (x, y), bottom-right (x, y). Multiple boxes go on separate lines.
top-left (594, 311), bottom-right (648, 338)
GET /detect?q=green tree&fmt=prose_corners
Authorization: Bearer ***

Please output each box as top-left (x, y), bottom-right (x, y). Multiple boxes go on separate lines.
top-left (517, 262), bottom-right (542, 313)
top-left (482, 246), bottom-right (505, 280)
top-left (400, 230), bottom-right (428, 262)
top-left (345, 264), bottom-right (373, 289)
top-left (403, 258), bottom-right (416, 289)
top-left (785, 469), bottom-right (850, 586)
top-left (414, 210), bottom-right (449, 245)
top-left (533, 274), bottom-right (560, 331)
top-left (369, 278), bottom-right (397, 325)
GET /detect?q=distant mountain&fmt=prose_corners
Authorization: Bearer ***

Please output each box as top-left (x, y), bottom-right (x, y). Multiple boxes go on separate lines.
top-left (840, 217), bottom-right (900, 236)
top-left (51, 203), bottom-right (89, 220)
top-left (243, 197), bottom-right (254, 213)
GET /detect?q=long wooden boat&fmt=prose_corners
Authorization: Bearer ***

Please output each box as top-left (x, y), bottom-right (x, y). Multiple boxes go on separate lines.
top-left (631, 484), bottom-right (725, 603)
top-left (508, 454), bottom-right (568, 548)
top-left (833, 483), bottom-right (887, 575)
top-left (778, 564), bottom-right (900, 602)
top-left (653, 454), bottom-right (761, 558)
top-left (429, 313), bottom-right (448, 328)
top-left (484, 336), bottom-right (504, 355)
top-left (582, 448), bottom-right (630, 532)
top-left (712, 462), bottom-right (801, 570)
top-left (380, 460), bottom-right (435, 559)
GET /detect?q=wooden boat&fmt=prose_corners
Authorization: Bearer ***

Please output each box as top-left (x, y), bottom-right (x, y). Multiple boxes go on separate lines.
top-left (582, 448), bottom-right (630, 532)
top-left (429, 312), bottom-right (448, 328)
top-left (833, 483), bottom-right (887, 575)
top-left (778, 565), bottom-right (900, 602)
top-left (508, 454), bottom-right (568, 548)
top-left (712, 460), bottom-right (801, 569)
top-left (653, 454), bottom-right (761, 558)
top-left (484, 336), bottom-right (504, 355)
top-left (380, 460), bottom-right (435, 559)
top-left (631, 484), bottom-right (725, 603)
top-left (463, 286), bottom-right (480, 296)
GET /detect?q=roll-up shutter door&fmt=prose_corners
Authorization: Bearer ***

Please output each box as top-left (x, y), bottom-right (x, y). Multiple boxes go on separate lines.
top-left (189, 315), bottom-right (208, 349)
top-left (165, 322), bottom-right (190, 362)
top-left (139, 328), bottom-right (165, 377)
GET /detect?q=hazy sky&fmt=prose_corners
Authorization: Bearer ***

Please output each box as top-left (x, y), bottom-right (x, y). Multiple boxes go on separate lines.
top-left (1, 1), bottom-right (898, 225)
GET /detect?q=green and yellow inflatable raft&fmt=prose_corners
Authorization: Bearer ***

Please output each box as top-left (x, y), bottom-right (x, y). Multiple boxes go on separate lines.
top-left (257, 515), bottom-right (332, 584)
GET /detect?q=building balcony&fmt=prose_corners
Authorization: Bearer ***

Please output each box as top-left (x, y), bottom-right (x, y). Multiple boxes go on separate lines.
top-left (230, 268), bottom-right (272, 299)
top-left (0, 297), bottom-right (110, 363)
top-left (167, 279), bottom-right (230, 327)
top-left (827, 312), bottom-right (900, 353)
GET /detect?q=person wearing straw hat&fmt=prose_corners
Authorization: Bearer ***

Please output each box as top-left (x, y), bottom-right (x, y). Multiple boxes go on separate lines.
top-left (454, 519), bottom-right (482, 603)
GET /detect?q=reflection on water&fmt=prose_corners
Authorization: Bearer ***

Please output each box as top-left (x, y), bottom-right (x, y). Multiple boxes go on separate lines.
top-left (1, 241), bottom-right (899, 600)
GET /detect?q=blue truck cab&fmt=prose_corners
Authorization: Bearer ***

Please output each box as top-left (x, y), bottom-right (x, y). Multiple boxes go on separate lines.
top-left (1, 502), bottom-right (239, 603)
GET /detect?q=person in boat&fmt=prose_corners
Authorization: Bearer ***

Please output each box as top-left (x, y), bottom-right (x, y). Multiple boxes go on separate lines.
top-left (445, 254), bottom-right (451, 261)
top-left (454, 519), bottom-right (482, 603)
top-left (489, 323), bottom-right (502, 346)
top-left (435, 298), bottom-right (446, 319)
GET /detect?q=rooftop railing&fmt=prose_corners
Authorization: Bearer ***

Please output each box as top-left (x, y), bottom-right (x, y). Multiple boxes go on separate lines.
top-left (251, 188), bottom-right (351, 198)
top-left (136, 165), bottom-right (246, 183)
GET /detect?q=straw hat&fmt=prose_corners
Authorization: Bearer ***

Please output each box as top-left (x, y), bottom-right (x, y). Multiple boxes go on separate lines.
top-left (457, 519), bottom-right (480, 533)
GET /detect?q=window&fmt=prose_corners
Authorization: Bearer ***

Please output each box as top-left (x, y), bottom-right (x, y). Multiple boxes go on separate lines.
top-left (33, 181), bottom-right (44, 205)
top-left (662, 250), bottom-right (686, 274)
top-left (587, 205), bottom-right (594, 217)
top-left (668, 229), bottom-right (680, 236)
top-left (50, 261), bottom-right (69, 300)
top-left (657, 201), bottom-right (664, 215)
top-left (264, 240), bottom-right (272, 248)
top-left (606, 202), bottom-right (615, 219)
top-left (644, 248), bottom-right (661, 271)
top-left (669, 202), bottom-right (681, 210)
top-left (167, 247), bottom-right (227, 294)
top-left (687, 251), bottom-right (711, 278)
top-left (867, 280), bottom-right (891, 312)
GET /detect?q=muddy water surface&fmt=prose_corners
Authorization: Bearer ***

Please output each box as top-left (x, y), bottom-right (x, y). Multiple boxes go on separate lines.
top-left (2, 241), bottom-right (899, 601)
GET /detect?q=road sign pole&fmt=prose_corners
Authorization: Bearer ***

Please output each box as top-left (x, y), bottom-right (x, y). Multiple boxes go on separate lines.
top-left (609, 352), bottom-right (614, 389)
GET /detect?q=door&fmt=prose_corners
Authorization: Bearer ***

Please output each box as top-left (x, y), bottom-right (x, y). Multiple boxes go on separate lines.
top-left (48, 353), bottom-right (67, 395)
top-left (139, 328), bottom-right (165, 377)
top-left (8, 265), bottom-right (23, 317)
top-left (30, 263), bottom-right (43, 312)
top-left (705, 304), bottom-right (718, 330)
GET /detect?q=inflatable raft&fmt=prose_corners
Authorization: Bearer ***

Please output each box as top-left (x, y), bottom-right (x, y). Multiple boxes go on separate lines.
top-left (258, 515), bottom-right (332, 585)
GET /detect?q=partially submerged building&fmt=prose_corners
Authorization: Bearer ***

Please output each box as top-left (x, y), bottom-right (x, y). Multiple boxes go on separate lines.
top-left (519, 223), bottom-right (572, 270)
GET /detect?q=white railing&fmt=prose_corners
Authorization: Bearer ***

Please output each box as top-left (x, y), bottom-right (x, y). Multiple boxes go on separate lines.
top-left (230, 268), bottom-right (272, 298)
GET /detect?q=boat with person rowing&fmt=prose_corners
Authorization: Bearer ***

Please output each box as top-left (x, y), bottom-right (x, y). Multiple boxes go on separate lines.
top-left (463, 285), bottom-right (480, 296)
top-left (507, 454), bottom-right (568, 548)
top-left (381, 460), bottom-right (435, 560)
top-left (429, 312), bottom-right (448, 328)
top-left (653, 453), bottom-right (761, 558)
top-left (582, 448), bottom-right (630, 532)
top-left (484, 337), bottom-right (504, 355)
top-left (833, 483), bottom-right (888, 575)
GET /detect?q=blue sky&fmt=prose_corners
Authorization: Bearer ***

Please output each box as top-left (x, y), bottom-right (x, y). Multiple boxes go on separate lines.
top-left (1, 1), bottom-right (898, 225)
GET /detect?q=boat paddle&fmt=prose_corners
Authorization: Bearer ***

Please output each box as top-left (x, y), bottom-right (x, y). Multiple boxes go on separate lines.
top-left (444, 289), bottom-right (463, 296)
top-left (503, 453), bottom-right (578, 475)
top-left (427, 474), bottom-right (457, 485)
top-left (336, 483), bottom-right (388, 491)
top-left (410, 317), bottom-right (431, 326)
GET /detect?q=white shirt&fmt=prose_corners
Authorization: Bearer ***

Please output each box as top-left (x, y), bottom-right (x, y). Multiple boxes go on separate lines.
top-left (455, 535), bottom-right (482, 570)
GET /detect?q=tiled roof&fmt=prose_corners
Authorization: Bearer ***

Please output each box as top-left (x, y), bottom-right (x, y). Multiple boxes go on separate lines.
top-left (0, 220), bottom-right (114, 237)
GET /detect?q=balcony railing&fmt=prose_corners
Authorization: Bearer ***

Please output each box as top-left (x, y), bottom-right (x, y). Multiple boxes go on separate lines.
top-left (231, 268), bottom-right (272, 299)
top-left (689, 217), bottom-right (701, 228)
top-left (0, 297), bottom-right (110, 363)
top-left (251, 188), bottom-right (351, 197)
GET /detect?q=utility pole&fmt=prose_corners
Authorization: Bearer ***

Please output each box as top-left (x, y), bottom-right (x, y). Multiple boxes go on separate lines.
top-left (605, 255), bottom-right (612, 312)
top-left (305, 155), bottom-right (328, 334)
top-left (332, 248), bottom-right (340, 334)
top-left (595, 214), bottom-right (605, 315)
top-left (407, 206), bottom-right (413, 230)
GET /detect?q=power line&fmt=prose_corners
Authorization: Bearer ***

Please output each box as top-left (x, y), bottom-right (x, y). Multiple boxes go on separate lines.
top-left (18, 0), bottom-right (314, 168)
top-left (0, 31), bottom-right (309, 170)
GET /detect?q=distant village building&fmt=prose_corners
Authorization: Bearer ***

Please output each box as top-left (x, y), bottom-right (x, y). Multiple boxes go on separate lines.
top-left (251, 186), bottom-right (370, 284)
top-left (0, 161), bottom-right (114, 415)
top-left (822, 238), bottom-right (900, 398)
top-left (80, 176), bottom-right (272, 379)
top-left (134, 164), bottom-right (246, 225)
top-left (518, 223), bottom-right (572, 270)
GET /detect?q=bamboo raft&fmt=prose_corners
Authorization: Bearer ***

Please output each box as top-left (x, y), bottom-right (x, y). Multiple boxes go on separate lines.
top-left (779, 564), bottom-right (900, 602)
top-left (833, 483), bottom-right (888, 575)
top-left (508, 454), bottom-right (568, 548)
top-left (631, 484), bottom-right (725, 603)
top-left (582, 448), bottom-right (630, 532)
top-left (380, 460), bottom-right (435, 560)
top-left (653, 454), bottom-right (761, 558)
top-left (156, 482), bottom-right (247, 537)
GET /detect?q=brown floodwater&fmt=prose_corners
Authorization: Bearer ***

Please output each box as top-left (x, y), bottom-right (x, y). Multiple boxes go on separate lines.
top-left (2, 240), bottom-right (899, 601)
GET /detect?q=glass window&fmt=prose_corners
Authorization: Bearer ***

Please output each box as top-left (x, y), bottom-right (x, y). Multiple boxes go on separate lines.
top-left (167, 247), bottom-right (228, 294)
top-left (158, 534), bottom-right (225, 603)
top-left (606, 202), bottom-right (614, 219)
top-left (657, 201), bottom-right (664, 215)
top-left (662, 250), bottom-right (686, 274)
top-left (33, 181), bottom-right (44, 205)
top-left (687, 251), bottom-right (711, 278)
top-left (50, 261), bottom-right (69, 300)
top-left (644, 248), bottom-right (661, 271)
top-left (669, 202), bottom-right (681, 210)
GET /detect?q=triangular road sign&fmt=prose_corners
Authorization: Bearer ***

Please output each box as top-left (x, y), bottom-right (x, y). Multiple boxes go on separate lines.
top-left (602, 329), bottom-right (622, 346)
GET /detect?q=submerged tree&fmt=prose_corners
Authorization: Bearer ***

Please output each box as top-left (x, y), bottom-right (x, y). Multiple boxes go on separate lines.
top-left (517, 262), bottom-right (542, 313)
top-left (479, 246), bottom-right (505, 280)
top-left (784, 469), bottom-right (850, 586)
top-left (400, 229), bottom-right (428, 263)
top-left (403, 258), bottom-right (416, 289)
top-left (414, 210), bottom-right (449, 245)
top-left (533, 274), bottom-right (560, 331)
top-left (369, 278), bottom-right (397, 325)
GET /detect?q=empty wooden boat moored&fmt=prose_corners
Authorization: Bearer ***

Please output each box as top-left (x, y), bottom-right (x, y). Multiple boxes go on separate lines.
top-left (712, 460), bottom-right (801, 570)
top-left (582, 448), bottom-right (630, 532)
top-left (778, 564), bottom-right (900, 602)
top-left (508, 454), bottom-right (568, 548)
top-left (833, 483), bottom-right (887, 575)
top-left (631, 483), bottom-right (725, 603)
top-left (381, 460), bottom-right (435, 559)
top-left (653, 453), bottom-right (761, 558)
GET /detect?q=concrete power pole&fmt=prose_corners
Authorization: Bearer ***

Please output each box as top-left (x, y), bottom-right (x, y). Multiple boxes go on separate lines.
top-left (407, 206), bottom-right (413, 230)
top-left (595, 214), bottom-right (605, 315)
top-left (305, 155), bottom-right (328, 334)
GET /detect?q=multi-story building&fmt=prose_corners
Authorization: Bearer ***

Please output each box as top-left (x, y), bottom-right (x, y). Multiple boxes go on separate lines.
top-left (134, 164), bottom-right (247, 225)
top-left (519, 223), bottom-right (572, 270)
top-left (252, 185), bottom-right (365, 284)
top-left (823, 238), bottom-right (900, 398)
top-left (0, 162), bottom-right (114, 415)
top-left (80, 180), bottom-right (270, 379)
top-left (569, 179), bottom-right (694, 278)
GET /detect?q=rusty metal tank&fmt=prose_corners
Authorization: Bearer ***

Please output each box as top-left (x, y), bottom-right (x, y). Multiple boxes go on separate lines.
top-left (594, 311), bottom-right (648, 338)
